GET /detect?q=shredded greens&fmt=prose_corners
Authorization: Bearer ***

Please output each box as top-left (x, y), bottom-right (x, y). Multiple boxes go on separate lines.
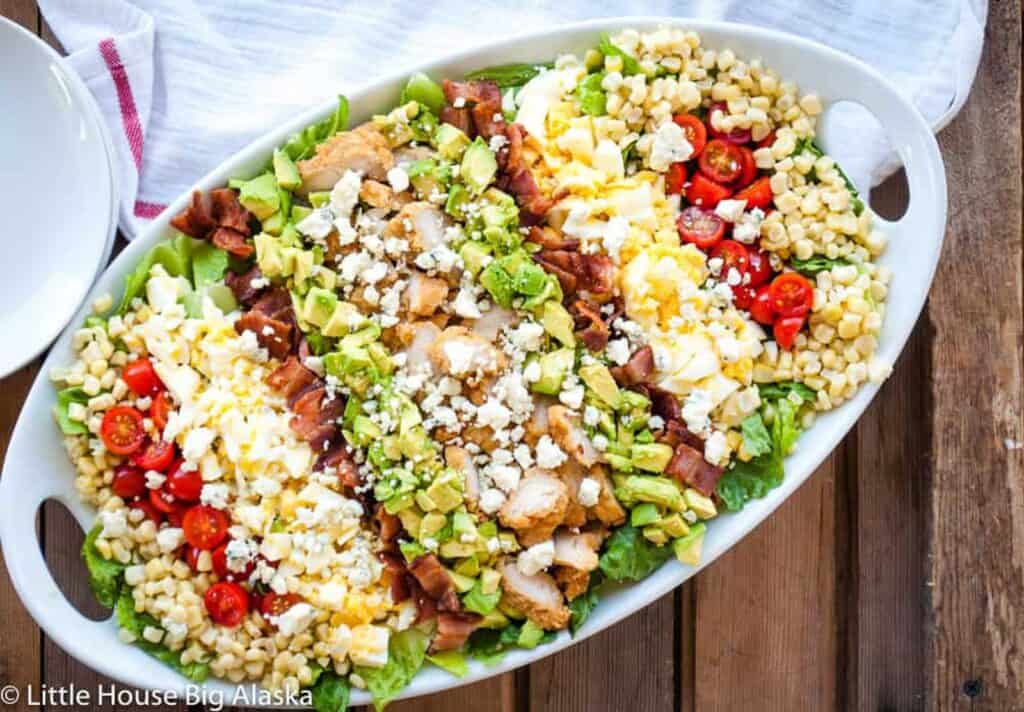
top-left (310, 671), bottom-right (351, 712)
top-left (116, 588), bottom-right (209, 681)
top-left (354, 629), bottom-right (429, 711)
top-left (597, 33), bottom-right (643, 76)
top-left (82, 523), bottom-right (125, 607)
top-left (464, 62), bottom-right (551, 88)
top-left (599, 525), bottom-right (674, 582)
top-left (281, 95), bottom-right (350, 162)
top-left (788, 255), bottom-right (853, 277)
top-left (54, 387), bottom-right (90, 435)
top-left (575, 72), bottom-right (607, 116)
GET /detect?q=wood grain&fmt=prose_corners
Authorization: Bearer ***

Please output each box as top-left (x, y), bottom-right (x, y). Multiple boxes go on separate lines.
top-left (926, 1), bottom-right (1024, 709)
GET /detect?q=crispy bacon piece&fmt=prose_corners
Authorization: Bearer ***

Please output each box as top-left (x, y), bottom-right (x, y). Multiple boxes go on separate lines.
top-left (472, 103), bottom-right (506, 140)
top-left (646, 385), bottom-right (682, 424)
top-left (251, 288), bottom-right (292, 317)
top-left (442, 79), bottom-right (505, 139)
top-left (570, 300), bottom-right (610, 352)
top-left (170, 189), bottom-right (254, 257)
top-left (432, 611), bottom-right (483, 652)
top-left (534, 250), bottom-right (613, 297)
top-left (211, 228), bottom-right (253, 258)
top-left (501, 122), bottom-right (525, 172)
top-left (534, 250), bottom-right (579, 294)
top-left (408, 554), bottom-right (453, 600)
top-left (610, 345), bottom-right (655, 386)
top-left (290, 386), bottom-right (332, 439)
top-left (582, 253), bottom-right (614, 294)
top-left (225, 266), bottom-right (267, 306)
top-left (413, 582), bottom-right (438, 624)
top-left (266, 356), bottom-right (319, 405)
top-left (528, 225), bottom-right (579, 251)
top-left (505, 167), bottom-right (553, 225)
top-left (170, 191), bottom-right (216, 237)
top-left (209, 188), bottom-right (251, 234)
top-left (666, 442), bottom-right (725, 496)
top-left (657, 419), bottom-right (705, 452)
top-left (375, 506), bottom-right (403, 545)
top-left (440, 106), bottom-right (475, 137)
top-left (380, 552), bottom-right (412, 603)
top-left (235, 310), bottom-right (292, 359)
top-left (315, 443), bottom-right (360, 488)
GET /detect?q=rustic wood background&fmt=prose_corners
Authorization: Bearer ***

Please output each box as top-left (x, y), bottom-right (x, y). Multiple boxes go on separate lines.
top-left (1, 1), bottom-right (1020, 710)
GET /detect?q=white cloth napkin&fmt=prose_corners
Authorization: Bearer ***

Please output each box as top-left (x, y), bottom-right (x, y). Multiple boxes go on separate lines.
top-left (40, 0), bottom-right (986, 239)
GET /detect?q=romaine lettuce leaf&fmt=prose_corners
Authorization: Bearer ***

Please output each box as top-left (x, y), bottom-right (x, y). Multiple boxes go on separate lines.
top-left (464, 622), bottom-right (556, 666)
top-left (598, 33), bottom-right (643, 76)
top-left (427, 650), bottom-right (468, 677)
top-left (54, 387), bottom-right (90, 435)
top-left (740, 412), bottom-right (772, 458)
top-left (282, 95), bottom-right (350, 162)
top-left (598, 526), bottom-right (673, 582)
top-left (788, 255), bottom-right (852, 277)
top-left (310, 670), bottom-right (350, 712)
top-left (355, 629), bottom-right (429, 711)
top-left (191, 242), bottom-right (230, 289)
top-left (81, 523), bottom-right (125, 607)
top-left (756, 381), bottom-right (816, 405)
top-left (464, 62), bottom-right (551, 88)
top-left (575, 72), bottom-right (607, 116)
top-left (568, 573), bottom-right (603, 635)
top-left (461, 579), bottom-right (502, 616)
top-left (115, 587), bottom-right (209, 681)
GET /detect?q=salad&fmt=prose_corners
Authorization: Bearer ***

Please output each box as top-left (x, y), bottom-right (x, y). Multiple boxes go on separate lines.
top-left (51, 26), bottom-right (892, 710)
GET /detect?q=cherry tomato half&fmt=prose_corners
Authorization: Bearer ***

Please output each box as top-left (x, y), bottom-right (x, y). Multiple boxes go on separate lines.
top-left (699, 139), bottom-right (744, 184)
top-left (204, 582), bottom-right (249, 627)
top-left (677, 206), bottom-right (726, 250)
top-left (774, 316), bottom-right (806, 350)
top-left (706, 103), bottom-right (752, 144)
top-left (111, 465), bottom-right (146, 499)
top-left (731, 285), bottom-right (756, 310)
top-left (685, 173), bottom-right (732, 209)
top-left (149, 486), bottom-right (179, 514)
top-left (768, 273), bottom-right (815, 317)
top-left (665, 162), bottom-right (688, 195)
top-left (183, 505), bottom-right (229, 550)
top-left (121, 358), bottom-right (164, 397)
top-left (100, 406), bottom-right (145, 456)
top-left (736, 146), bottom-right (758, 187)
top-left (749, 285), bottom-right (776, 325)
top-left (756, 131), bottom-right (777, 149)
top-left (745, 248), bottom-right (773, 287)
top-left (211, 540), bottom-right (257, 581)
top-left (259, 592), bottom-right (304, 621)
top-left (166, 461), bottom-right (203, 502)
top-left (130, 499), bottom-right (163, 525)
top-left (133, 440), bottom-right (176, 472)
top-left (711, 240), bottom-right (749, 282)
top-left (166, 502), bottom-right (191, 528)
top-left (671, 113), bottom-right (707, 157)
top-left (734, 177), bottom-right (774, 211)
top-left (150, 391), bottom-right (172, 432)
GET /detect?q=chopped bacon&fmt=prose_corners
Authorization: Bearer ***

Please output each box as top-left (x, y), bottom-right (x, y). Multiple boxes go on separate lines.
top-left (471, 102), bottom-right (506, 140)
top-left (534, 250), bottom-right (612, 297)
top-left (315, 443), bottom-right (360, 488)
top-left (440, 106), bottom-right (475, 137)
top-left (251, 288), bottom-right (293, 317)
top-left (408, 554), bottom-right (454, 600)
top-left (582, 253), bottom-right (614, 294)
top-left (505, 167), bottom-right (553, 225)
top-left (266, 356), bottom-right (319, 405)
top-left (437, 589), bottom-right (462, 613)
top-left (658, 419), bottom-right (705, 452)
top-left (413, 583), bottom-right (438, 624)
top-left (234, 310), bottom-right (292, 359)
top-left (211, 228), bottom-right (254, 258)
top-left (646, 386), bottom-right (682, 424)
top-left (170, 189), bottom-right (253, 256)
top-left (441, 79), bottom-right (505, 139)
top-left (666, 442), bottom-right (725, 496)
top-left (209, 188), bottom-right (251, 234)
top-left (570, 300), bottom-right (610, 352)
top-left (432, 611), bottom-right (483, 652)
top-left (380, 552), bottom-right (412, 603)
top-left (528, 225), bottom-right (579, 251)
top-left (501, 123), bottom-right (525, 173)
top-left (611, 345), bottom-right (655, 386)
top-left (290, 387), bottom-right (331, 439)
top-left (225, 266), bottom-right (267, 306)
top-left (534, 250), bottom-right (579, 294)
top-left (375, 506), bottom-right (403, 545)
top-left (170, 191), bottom-right (218, 237)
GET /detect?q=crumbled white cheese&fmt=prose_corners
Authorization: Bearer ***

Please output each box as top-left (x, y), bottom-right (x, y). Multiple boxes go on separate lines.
top-left (715, 199), bottom-right (748, 223)
top-left (648, 120), bottom-right (693, 171)
top-left (606, 338), bottom-right (631, 366)
top-left (577, 477), bottom-right (601, 507)
top-left (535, 435), bottom-right (568, 469)
top-left (517, 540), bottom-right (555, 576)
top-left (387, 166), bottom-right (410, 193)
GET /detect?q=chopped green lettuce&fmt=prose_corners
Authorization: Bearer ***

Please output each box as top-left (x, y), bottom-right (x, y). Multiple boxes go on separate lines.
top-left (792, 137), bottom-right (865, 215)
top-left (599, 525), bottom-right (673, 582)
top-left (465, 622), bottom-right (556, 666)
top-left (788, 255), bottom-right (852, 277)
top-left (400, 73), bottom-right (445, 115)
top-left (575, 72), bottom-right (607, 116)
top-left (462, 578), bottom-right (502, 615)
top-left (568, 573), bottom-right (603, 635)
top-left (598, 33), bottom-right (643, 76)
top-left (355, 629), bottom-right (429, 712)
top-left (464, 62), bottom-right (551, 88)
top-left (116, 235), bottom-right (197, 314)
top-left (282, 95), bottom-right (350, 162)
top-left (54, 387), bottom-right (90, 435)
top-left (740, 412), bottom-right (772, 458)
top-left (116, 588), bottom-right (209, 681)
top-left (310, 670), bottom-right (351, 712)
top-left (82, 523), bottom-right (125, 607)
top-left (191, 242), bottom-right (230, 289)
top-left (756, 381), bottom-right (816, 404)
top-left (428, 650), bottom-right (469, 678)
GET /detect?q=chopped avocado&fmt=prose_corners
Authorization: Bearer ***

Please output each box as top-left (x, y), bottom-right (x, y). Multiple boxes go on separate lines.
top-left (673, 523), bottom-right (707, 565)
top-left (579, 364), bottom-right (621, 409)
top-left (255, 233), bottom-right (284, 277)
top-left (642, 525), bottom-right (670, 546)
top-left (630, 502), bottom-right (661, 527)
top-left (497, 532), bottom-right (520, 553)
top-left (397, 507), bottom-right (423, 538)
top-left (604, 452), bottom-right (634, 473)
top-left (478, 609), bottom-right (511, 629)
top-left (273, 149), bottom-right (302, 191)
top-left (401, 72), bottom-right (445, 114)
top-left (613, 474), bottom-right (684, 511)
top-left (449, 570), bottom-right (476, 594)
top-left (618, 389), bottom-right (651, 414)
top-left (683, 489), bottom-right (718, 519)
top-left (261, 210), bottom-right (285, 236)
top-left (301, 286), bottom-right (338, 327)
top-left (462, 577), bottom-right (502, 615)
top-left (435, 123), bottom-right (471, 161)
top-left (308, 191), bottom-right (331, 208)
top-left (351, 415), bottom-right (382, 447)
top-left (531, 348), bottom-right (575, 396)
top-left (459, 241), bottom-right (492, 277)
top-left (460, 137), bottom-right (498, 195)
top-left (513, 260), bottom-right (549, 296)
top-left (452, 511), bottom-right (477, 542)
top-left (517, 620), bottom-right (547, 649)
top-left (323, 347), bottom-right (373, 377)
top-left (479, 261), bottom-right (515, 307)
top-left (322, 301), bottom-right (364, 338)
top-left (407, 158), bottom-right (452, 200)
top-left (445, 183), bottom-right (471, 220)
top-left (237, 173), bottom-right (280, 220)
top-left (542, 301), bottom-right (576, 347)
top-left (455, 556), bottom-right (480, 578)
top-left (291, 204), bottom-right (313, 223)
top-left (440, 540), bottom-right (478, 558)
top-left (426, 478), bottom-right (463, 514)
top-left (519, 273), bottom-right (563, 312)
top-left (205, 284), bottom-right (239, 314)
top-left (657, 513), bottom-right (691, 538)
top-left (400, 540), bottom-right (427, 562)
top-left (420, 512), bottom-right (447, 538)
top-left (630, 443), bottom-right (675, 474)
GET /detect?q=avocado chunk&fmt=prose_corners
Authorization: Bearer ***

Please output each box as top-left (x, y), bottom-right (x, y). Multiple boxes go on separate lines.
top-left (478, 609), bottom-right (511, 629)
top-left (460, 137), bottom-right (498, 195)
top-left (683, 488), bottom-right (718, 519)
top-left (530, 348), bottom-right (575, 396)
top-left (579, 363), bottom-right (621, 408)
top-left (401, 72), bottom-right (446, 115)
top-left (301, 287), bottom-right (338, 328)
top-left (513, 260), bottom-right (549, 296)
top-left (448, 569), bottom-right (476, 594)
top-left (440, 540), bottom-right (478, 558)
top-left (642, 525), bottom-right (670, 546)
top-left (673, 522), bottom-right (707, 565)
top-left (237, 173), bottom-right (280, 220)
top-left (613, 474), bottom-right (684, 511)
top-left (426, 476), bottom-right (463, 514)
top-left (273, 149), bottom-right (302, 191)
top-left (322, 301), bottom-right (364, 338)
top-left (519, 273), bottom-right (563, 312)
top-left (435, 123), bottom-right (471, 161)
top-left (479, 261), bottom-right (515, 307)
top-left (459, 241), bottom-right (492, 277)
top-left (420, 512), bottom-right (447, 538)
top-left (407, 158), bottom-right (452, 201)
top-left (604, 452), bottom-right (634, 473)
top-left (618, 389), bottom-right (651, 414)
top-left (517, 620), bottom-right (547, 648)
top-left (542, 301), bottom-right (576, 347)
top-left (630, 502), bottom-right (661, 527)
top-left (630, 442), bottom-right (675, 473)
top-left (452, 510), bottom-right (478, 542)
top-left (255, 233), bottom-right (284, 277)
top-left (657, 513), bottom-right (691, 538)
top-left (351, 415), bottom-right (382, 447)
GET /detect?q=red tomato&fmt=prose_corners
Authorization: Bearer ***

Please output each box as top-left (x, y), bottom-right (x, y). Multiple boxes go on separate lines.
top-left (665, 162), bottom-right (688, 195)
top-left (121, 358), bottom-right (164, 397)
top-left (676, 206), bottom-right (726, 250)
top-left (183, 505), bottom-right (229, 550)
top-left (756, 131), bottom-right (776, 149)
top-left (768, 273), bottom-right (815, 317)
top-left (100, 406), bottom-right (145, 456)
top-left (166, 461), bottom-right (203, 502)
top-left (132, 440), bottom-right (175, 472)
top-left (749, 286), bottom-right (776, 325)
top-left (774, 316), bottom-right (806, 350)
top-left (185, 546), bottom-right (202, 571)
top-left (150, 391), bottom-right (172, 432)
top-left (734, 177), bottom-right (774, 210)
top-left (259, 592), bottom-right (304, 621)
top-left (706, 103), bottom-right (752, 144)
top-left (731, 285), bottom-right (757, 310)
top-left (130, 499), bottom-right (163, 525)
top-left (699, 139), bottom-right (744, 184)
top-left (166, 502), bottom-right (190, 528)
top-left (736, 146), bottom-right (758, 187)
top-left (671, 113), bottom-right (707, 156)
top-left (710, 240), bottom-right (749, 280)
top-left (211, 540), bottom-right (257, 581)
top-left (149, 486), bottom-right (179, 514)
top-left (685, 173), bottom-right (733, 209)
top-left (746, 248), bottom-right (773, 287)
top-left (204, 582), bottom-right (249, 627)
top-left (111, 465), bottom-right (146, 499)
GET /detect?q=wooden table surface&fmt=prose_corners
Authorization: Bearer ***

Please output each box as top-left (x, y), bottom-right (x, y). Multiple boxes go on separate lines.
top-left (1, 2), bottom-right (1021, 710)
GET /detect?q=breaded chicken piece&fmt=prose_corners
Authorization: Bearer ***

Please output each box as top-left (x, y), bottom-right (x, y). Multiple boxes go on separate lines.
top-left (499, 469), bottom-right (568, 547)
top-left (548, 405), bottom-right (601, 467)
top-left (404, 271), bottom-right (450, 317)
top-left (429, 326), bottom-right (505, 379)
top-left (298, 123), bottom-right (394, 192)
top-left (500, 562), bottom-right (571, 630)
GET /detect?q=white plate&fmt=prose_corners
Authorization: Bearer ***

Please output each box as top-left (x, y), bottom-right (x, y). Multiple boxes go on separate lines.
top-left (0, 17), bottom-right (118, 379)
top-left (0, 17), bottom-right (945, 707)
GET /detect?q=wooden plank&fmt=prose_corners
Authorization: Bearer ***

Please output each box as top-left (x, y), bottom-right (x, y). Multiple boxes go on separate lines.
top-left (691, 452), bottom-right (843, 711)
top-left (385, 675), bottom-right (516, 712)
top-left (528, 594), bottom-right (676, 712)
top-left (926, 1), bottom-right (1024, 708)
top-left (0, 0), bottom-right (35, 29)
